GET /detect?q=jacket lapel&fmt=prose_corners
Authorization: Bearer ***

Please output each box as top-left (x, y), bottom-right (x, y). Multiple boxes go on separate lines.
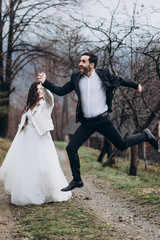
top-left (74, 72), bottom-right (82, 100)
top-left (96, 69), bottom-right (109, 84)
top-left (96, 69), bottom-right (116, 90)
top-left (31, 104), bottom-right (38, 116)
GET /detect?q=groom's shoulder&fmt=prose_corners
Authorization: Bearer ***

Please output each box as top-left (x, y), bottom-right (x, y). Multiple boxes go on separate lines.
top-left (95, 68), bottom-right (111, 80)
top-left (96, 68), bottom-right (110, 75)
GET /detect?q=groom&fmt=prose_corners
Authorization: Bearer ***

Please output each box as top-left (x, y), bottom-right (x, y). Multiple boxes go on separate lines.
top-left (38, 52), bottom-right (159, 191)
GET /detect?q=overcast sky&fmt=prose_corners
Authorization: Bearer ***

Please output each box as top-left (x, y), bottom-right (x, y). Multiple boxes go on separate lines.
top-left (81, 0), bottom-right (160, 28)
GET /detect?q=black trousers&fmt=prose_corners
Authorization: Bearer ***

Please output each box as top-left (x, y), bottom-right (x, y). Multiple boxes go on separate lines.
top-left (66, 113), bottom-right (147, 181)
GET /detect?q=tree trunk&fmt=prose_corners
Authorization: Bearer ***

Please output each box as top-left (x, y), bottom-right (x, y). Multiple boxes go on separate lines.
top-left (0, 0), bottom-right (15, 137)
top-left (129, 145), bottom-right (139, 176)
top-left (0, 0), bottom-right (3, 86)
top-left (97, 137), bottom-right (113, 164)
top-left (0, 84), bottom-right (10, 137)
top-left (143, 143), bottom-right (147, 170)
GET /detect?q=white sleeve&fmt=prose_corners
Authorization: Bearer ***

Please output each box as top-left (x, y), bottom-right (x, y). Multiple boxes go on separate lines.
top-left (42, 87), bottom-right (54, 108)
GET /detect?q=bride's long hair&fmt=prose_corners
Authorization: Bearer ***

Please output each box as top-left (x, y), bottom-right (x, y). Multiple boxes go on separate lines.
top-left (23, 82), bottom-right (41, 112)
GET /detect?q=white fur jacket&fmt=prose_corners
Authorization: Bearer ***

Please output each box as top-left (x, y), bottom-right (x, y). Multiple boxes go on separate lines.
top-left (18, 87), bottom-right (54, 136)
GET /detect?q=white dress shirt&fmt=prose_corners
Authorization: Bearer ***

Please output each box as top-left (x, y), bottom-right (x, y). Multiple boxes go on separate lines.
top-left (79, 70), bottom-right (108, 118)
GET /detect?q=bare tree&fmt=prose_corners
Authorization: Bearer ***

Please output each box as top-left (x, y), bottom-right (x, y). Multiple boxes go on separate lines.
top-left (73, 0), bottom-right (160, 174)
top-left (29, 25), bottom-right (87, 141)
top-left (0, 0), bottom-right (79, 137)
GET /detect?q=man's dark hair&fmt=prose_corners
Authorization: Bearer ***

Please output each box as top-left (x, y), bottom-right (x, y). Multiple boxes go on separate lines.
top-left (81, 52), bottom-right (98, 68)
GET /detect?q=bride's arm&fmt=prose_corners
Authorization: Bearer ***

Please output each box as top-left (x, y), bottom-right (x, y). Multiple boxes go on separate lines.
top-left (42, 87), bottom-right (54, 108)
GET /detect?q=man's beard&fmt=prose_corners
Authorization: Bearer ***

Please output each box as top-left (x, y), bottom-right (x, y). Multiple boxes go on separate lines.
top-left (83, 65), bottom-right (91, 76)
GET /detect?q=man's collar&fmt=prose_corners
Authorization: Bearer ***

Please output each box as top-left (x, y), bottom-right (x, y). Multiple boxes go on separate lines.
top-left (91, 69), bottom-right (96, 77)
top-left (83, 69), bottom-right (96, 78)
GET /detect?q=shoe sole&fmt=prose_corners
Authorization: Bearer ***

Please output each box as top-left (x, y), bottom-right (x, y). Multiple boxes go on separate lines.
top-left (61, 183), bottom-right (84, 191)
top-left (78, 184), bottom-right (84, 188)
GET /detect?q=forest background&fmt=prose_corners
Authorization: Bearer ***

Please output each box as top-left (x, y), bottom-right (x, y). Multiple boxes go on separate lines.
top-left (0, 0), bottom-right (160, 175)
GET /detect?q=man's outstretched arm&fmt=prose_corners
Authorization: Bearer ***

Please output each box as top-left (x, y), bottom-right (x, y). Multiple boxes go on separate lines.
top-left (37, 72), bottom-right (74, 96)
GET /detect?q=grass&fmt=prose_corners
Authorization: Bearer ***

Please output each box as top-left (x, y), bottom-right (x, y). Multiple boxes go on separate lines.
top-left (15, 201), bottom-right (111, 239)
top-left (0, 138), bottom-right (160, 239)
top-left (0, 137), bottom-right (11, 165)
top-left (55, 141), bottom-right (160, 212)
top-left (0, 138), bottom-right (112, 239)
top-left (77, 144), bottom-right (160, 211)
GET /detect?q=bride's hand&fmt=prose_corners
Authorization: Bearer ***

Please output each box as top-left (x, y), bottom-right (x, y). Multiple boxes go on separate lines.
top-left (37, 73), bottom-right (46, 83)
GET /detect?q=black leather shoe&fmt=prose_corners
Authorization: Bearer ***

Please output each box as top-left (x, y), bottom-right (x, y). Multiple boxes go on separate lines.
top-left (143, 128), bottom-right (158, 150)
top-left (61, 180), bottom-right (84, 191)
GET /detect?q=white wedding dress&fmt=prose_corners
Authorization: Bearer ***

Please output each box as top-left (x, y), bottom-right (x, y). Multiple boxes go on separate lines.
top-left (0, 109), bottom-right (71, 206)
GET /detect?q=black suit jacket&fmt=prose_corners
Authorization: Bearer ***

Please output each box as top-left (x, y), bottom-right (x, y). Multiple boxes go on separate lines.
top-left (43, 69), bottom-right (139, 123)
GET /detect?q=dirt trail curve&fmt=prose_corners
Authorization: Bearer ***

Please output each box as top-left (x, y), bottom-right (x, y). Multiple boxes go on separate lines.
top-left (0, 184), bottom-right (17, 240)
top-left (0, 148), bottom-right (159, 240)
top-left (59, 149), bottom-right (160, 240)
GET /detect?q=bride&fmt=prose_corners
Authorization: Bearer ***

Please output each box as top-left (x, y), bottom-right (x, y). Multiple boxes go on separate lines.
top-left (0, 81), bottom-right (72, 205)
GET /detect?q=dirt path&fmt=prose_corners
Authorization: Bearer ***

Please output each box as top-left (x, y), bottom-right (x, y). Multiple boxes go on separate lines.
top-left (0, 183), bottom-right (18, 240)
top-left (0, 148), bottom-right (159, 240)
top-left (59, 149), bottom-right (160, 240)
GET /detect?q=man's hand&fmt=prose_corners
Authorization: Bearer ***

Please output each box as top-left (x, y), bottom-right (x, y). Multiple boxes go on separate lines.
top-left (136, 84), bottom-right (142, 93)
top-left (37, 73), bottom-right (46, 83)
